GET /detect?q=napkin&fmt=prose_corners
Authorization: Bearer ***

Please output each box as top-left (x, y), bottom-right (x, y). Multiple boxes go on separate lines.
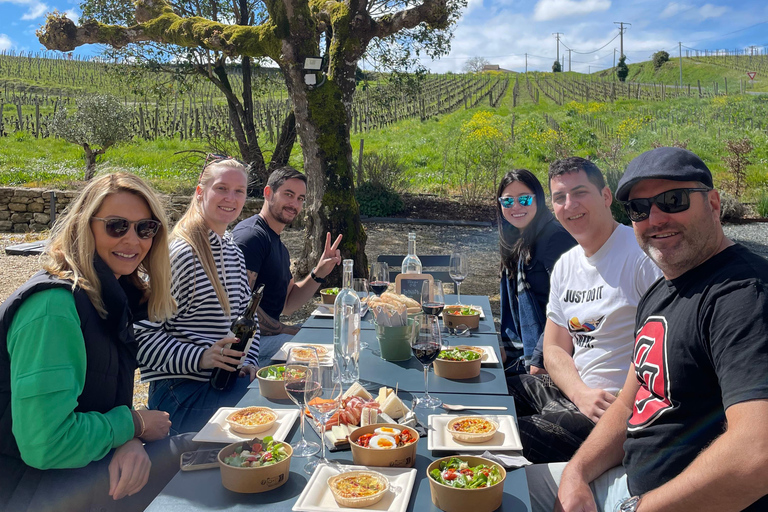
top-left (479, 451), bottom-right (532, 469)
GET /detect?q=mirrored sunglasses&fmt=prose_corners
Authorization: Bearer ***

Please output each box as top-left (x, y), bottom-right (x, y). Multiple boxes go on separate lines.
top-left (92, 217), bottom-right (161, 239)
top-left (622, 187), bottom-right (711, 222)
top-left (498, 195), bottom-right (534, 208)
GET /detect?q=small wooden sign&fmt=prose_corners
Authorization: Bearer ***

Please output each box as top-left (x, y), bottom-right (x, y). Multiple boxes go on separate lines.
top-left (395, 273), bottom-right (433, 302)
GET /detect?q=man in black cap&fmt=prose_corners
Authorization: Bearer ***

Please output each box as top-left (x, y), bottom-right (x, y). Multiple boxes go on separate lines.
top-left (526, 146), bottom-right (768, 512)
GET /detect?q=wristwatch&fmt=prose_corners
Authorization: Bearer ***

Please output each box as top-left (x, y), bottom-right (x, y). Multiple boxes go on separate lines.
top-left (617, 496), bottom-right (641, 512)
top-left (310, 270), bottom-right (326, 284)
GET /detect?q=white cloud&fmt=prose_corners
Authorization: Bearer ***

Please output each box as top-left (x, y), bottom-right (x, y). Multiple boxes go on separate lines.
top-left (21, 2), bottom-right (48, 20)
top-left (698, 3), bottom-right (727, 19)
top-left (64, 7), bottom-right (79, 24)
top-left (532, 0), bottom-right (611, 21)
top-left (0, 34), bottom-right (12, 51)
top-left (659, 2), bottom-right (688, 19)
top-left (465, 0), bottom-right (484, 14)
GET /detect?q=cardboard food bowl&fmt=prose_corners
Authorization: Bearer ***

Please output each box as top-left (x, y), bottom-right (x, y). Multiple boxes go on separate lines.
top-left (433, 346), bottom-right (484, 379)
top-left (443, 306), bottom-right (481, 330)
top-left (446, 416), bottom-right (499, 443)
top-left (225, 406), bottom-right (278, 435)
top-left (348, 423), bottom-right (419, 468)
top-left (256, 365), bottom-right (290, 400)
top-left (427, 456), bottom-right (506, 512)
top-left (328, 470), bottom-right (390, 508)
top-left (218, 441), bottom-right (292, 493)
top-left (319, 288), bottom-right (339, 304)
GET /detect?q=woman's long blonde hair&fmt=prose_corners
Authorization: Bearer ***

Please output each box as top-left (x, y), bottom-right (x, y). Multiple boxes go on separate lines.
top-left (172, 159), bottom-right (248, 317)
top-left (42, 172), bottom-right (176, 322)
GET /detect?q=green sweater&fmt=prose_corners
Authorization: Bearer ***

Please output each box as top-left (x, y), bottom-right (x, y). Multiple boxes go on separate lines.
top-left (7, 287), bottom-right (135, 469)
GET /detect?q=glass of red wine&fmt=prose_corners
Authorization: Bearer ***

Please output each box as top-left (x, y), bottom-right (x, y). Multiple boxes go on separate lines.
top-left (421, 280), bottom-right (445, 317)
top-left (284, 347), bottom-right (321, 457)
top-left (370, 262), bottom-right (390, 296)
top-left (410, 314), bottom-right (443, 409)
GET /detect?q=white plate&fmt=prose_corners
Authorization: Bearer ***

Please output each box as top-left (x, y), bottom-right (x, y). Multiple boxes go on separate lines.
top-left (272, 342), bottom-right (335, 362)
top-left (440, 345), bottom-right (499, 365)
top-left (427, 414), bottom-right (522, 451)
top-left (292, 464), bottom-right (417, 512)
top-left (311, 303), bottom-right (369, 319)
top-left (192, 407), bottom-right (299, 444)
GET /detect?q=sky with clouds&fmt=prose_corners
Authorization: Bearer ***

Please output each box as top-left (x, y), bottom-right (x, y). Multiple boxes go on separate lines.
top-left (0, 0), bottom-right (766, 74)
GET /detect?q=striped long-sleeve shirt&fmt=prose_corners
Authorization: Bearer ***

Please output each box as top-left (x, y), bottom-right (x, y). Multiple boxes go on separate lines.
top-left (135, 230), bottom-right (259, 383)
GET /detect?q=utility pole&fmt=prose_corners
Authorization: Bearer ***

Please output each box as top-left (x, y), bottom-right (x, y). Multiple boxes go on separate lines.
top-left (679, 41), bottom-right (683, 88)
top-left (568, 49), bottom-right (572, 71)
top-left (553, 32), bottom-right (563, 64)
top-left (614, 48), bottom-right (617, 68)
top-left (614, 22), bottom-right (630, 58)
top-left (525, 53), bottom-right (528, 74)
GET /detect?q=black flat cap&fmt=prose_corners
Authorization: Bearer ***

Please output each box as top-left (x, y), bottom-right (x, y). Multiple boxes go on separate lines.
top-left (616, 147), bottom-right (713, 201)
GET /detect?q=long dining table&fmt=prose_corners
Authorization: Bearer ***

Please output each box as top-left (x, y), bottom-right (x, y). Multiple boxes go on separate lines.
top-left (146, 295), bottom-right (532, 512)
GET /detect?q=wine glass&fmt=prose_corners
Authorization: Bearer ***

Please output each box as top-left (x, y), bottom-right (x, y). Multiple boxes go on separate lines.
top-left (449, 252), bottom-right (468, 305)
top-left (284, 347), bottom-right (321, 457)
top-left (304, 356), bottom-right (341, 474)
top-left (369, 262), bottom-right (389, 296)
top-left (421, 280), bottom-right (445, 317)
top-left (353, 278), bottom-right (369, 349)
top-left (410, 314), bottom-right (443, 409)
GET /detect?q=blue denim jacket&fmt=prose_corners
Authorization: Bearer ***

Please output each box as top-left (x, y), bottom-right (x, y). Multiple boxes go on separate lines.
top-left (500, 217), bottom-right (576, 372)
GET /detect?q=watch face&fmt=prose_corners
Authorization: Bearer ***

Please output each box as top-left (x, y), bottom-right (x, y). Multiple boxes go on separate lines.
top-left (618, 496), bottom-right (640, 512)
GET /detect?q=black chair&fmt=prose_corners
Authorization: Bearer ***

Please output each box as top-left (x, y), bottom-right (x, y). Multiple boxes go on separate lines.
top-left (375, 254), bottom-right (455, 292)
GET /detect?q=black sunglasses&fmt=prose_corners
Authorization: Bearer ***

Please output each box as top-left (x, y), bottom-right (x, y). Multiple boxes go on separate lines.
top-left (622, 187), bottom-right (711, 222)
top-left (92, 217), bottom-right (161, 239)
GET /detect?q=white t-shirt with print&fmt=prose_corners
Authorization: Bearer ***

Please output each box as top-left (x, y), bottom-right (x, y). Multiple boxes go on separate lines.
top-left (547, 224), bottom-right (662, 394)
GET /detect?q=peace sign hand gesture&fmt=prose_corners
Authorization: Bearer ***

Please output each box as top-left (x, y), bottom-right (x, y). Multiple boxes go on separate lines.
top-left (314, 232), bottom-right (343, 278)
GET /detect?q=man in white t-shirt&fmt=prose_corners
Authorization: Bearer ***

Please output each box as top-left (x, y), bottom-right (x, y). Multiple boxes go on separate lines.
top-left (508, 157), bottom-right (661, 463)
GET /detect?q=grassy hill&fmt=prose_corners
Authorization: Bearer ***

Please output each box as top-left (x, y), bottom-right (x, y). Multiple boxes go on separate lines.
top-left (1, 53), bottom-right (767, 207)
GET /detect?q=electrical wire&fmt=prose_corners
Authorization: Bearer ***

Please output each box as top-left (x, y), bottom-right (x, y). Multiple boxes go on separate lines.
top-left (560, 33), bottom-right (620, 55)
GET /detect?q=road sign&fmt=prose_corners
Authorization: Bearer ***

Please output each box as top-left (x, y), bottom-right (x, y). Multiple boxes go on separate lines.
top-left (747, 71), bottom-right (757, 80)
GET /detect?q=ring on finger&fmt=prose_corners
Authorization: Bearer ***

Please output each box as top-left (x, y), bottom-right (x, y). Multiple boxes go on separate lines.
top-left (220, 347), bottom-right (225, 356)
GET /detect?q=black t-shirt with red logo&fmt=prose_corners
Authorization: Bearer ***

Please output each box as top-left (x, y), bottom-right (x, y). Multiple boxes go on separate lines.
top-left (624, 244), bottom-right (768, 510)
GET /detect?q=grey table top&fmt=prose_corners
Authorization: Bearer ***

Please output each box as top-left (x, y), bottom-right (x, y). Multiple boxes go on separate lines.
top-left (146, 392), bottom-right (531, 512)
top-left (255, 327), bottom-right (508, 396)
top-left (302, 295), bottom-right (498, 335)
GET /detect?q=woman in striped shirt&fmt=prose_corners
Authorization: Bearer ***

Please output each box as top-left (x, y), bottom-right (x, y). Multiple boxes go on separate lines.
top-left (135, 158), bottom-right (259, 434)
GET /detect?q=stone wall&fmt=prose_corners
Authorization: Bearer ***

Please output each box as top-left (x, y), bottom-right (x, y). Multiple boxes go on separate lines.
top-left (0, 187), bottom-right (281, 233)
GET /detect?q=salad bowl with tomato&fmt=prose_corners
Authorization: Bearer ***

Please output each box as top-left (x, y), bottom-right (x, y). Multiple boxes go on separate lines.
top-left (427, 456), bottom-right (506, 512)
top-left (348, 423), bottom-right (419, 468)
top-left (218, 436), bottom-right (293, 493)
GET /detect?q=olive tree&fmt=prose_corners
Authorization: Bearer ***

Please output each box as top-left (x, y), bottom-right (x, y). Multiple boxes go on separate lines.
top-left (49, 94), bottom-right (132, 180)
top-left (39, 0), bottom-right (465, 278)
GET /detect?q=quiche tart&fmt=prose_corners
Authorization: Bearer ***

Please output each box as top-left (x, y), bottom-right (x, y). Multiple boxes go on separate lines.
top-left (446, 416), bottom-right (499, 443)
top-left (226, 406), bottom-right (278, 435)
top-left (327, 470), bottom-right (389, 508)
top-left (290, 345), bottom-right (329, 361)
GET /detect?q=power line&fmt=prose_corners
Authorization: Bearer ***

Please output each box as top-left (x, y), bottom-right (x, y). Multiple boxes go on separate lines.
top-left (560, 33), bottom-right (620, 54)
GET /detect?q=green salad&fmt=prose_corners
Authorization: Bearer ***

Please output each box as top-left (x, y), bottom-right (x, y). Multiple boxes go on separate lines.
top-left (429, 457), bottom-right (503, 489)
top-left (438, 348), bottom-right (482, 361)
top-left (258, 366), bottom-right (305, 381)
top-left (446, 306), bottom-right (480, 316)
top-left (322, 287), bottom-right (340, 295)
top-left (224, 436), bottom-right (288, 468)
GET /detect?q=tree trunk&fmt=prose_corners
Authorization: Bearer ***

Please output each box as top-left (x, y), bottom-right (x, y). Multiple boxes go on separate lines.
top-left (268, 111), bottom-right (297, 172)
top-left (83, 144), bottom-right (97, 180)
top-left (283, 65), bottom-right (368, 285)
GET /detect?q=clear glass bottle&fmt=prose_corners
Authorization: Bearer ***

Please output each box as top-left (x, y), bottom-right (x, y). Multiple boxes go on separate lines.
top-left (401, 232), bottom-right (423, 274)
top-left (333, 259), bottom-right (361, 384)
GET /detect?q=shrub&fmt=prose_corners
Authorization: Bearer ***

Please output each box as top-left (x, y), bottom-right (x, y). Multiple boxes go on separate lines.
top-left (723, 137), bottom-right (753, 199)
top-left (552, 60), bottom-right (562, 73)
top-left (719, 193), bottom-right (747, 222)
top-left (616, 56), bottom-right (629, 82)
top-left (652, 51), bottom-right (670, 70)
top-left (605, 168), bottom-right (630, 225)
top-left (355, 182), bottom-right (404, 217)
top-left (756, 193), bottom-right (768, 218)
top-left (354, 151), bottom-right (408, 193)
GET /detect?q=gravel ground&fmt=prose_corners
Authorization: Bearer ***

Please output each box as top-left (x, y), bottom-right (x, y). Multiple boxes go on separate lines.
top-left (2, 222), bottom-right (766, 408)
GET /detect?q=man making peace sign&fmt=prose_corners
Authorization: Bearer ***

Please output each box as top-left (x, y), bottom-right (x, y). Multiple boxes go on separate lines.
top-left (233, 166), bottom-right (343, 365)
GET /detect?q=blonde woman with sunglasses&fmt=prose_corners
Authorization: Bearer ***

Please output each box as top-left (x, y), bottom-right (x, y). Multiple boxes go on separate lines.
top-left (135, 158), bottom-right (257, 434)
top-left (0, 173), bottom-right (188, 511)
top-left (496, 169), bottom-right (576, 375)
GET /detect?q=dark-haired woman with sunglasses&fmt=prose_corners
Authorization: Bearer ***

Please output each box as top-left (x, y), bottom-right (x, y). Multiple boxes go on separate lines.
top-left (497, 169), bottom-right (576, 376)
top-left (135, 158), bottom-right (257, 435)
top-left (0, 173), bottom-right (190, 511)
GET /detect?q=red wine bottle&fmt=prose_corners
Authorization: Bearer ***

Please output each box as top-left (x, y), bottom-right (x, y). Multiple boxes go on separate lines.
top-left (210, 284), bottom-right (265, 391)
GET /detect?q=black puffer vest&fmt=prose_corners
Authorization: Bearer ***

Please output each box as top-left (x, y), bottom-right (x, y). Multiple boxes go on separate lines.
top-left (0, 257), bottom-right (147, 482)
